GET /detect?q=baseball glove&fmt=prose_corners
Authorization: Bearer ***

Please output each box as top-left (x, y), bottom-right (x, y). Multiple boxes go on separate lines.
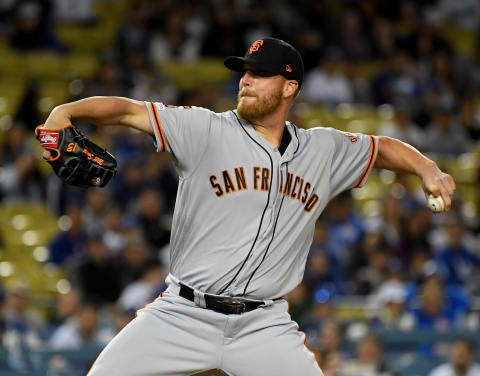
top-left (35, 124), bottom-right (117, 187)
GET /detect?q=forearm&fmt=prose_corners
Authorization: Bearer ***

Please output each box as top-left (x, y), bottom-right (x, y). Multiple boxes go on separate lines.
top-left (373, 136), bottom-right (436, 179)
top-left (374, 136), bottom-right (456, 209)
top-left (44, 96), bottom-right (152, 134)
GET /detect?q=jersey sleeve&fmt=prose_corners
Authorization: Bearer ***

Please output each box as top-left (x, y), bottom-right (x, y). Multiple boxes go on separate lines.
top-left (327, 128), bottom-right (378, 199)
top-left (145, 102), bottom-right (213, 176)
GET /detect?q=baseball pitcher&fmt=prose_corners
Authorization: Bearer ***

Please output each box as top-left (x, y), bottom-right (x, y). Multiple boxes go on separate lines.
top-left (36, 38), bottom-right (455, 376)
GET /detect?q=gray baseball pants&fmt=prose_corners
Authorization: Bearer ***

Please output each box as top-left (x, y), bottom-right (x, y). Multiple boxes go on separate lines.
top-left (87, 281), bottom-right (323, 376)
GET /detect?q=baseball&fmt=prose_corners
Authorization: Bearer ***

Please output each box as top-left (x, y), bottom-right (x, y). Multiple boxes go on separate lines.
top-left (427, 194), bottom-right (445, 212)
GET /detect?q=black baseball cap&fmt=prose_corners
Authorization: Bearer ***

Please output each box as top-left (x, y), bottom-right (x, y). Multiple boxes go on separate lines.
top-left (224, 37), bottom-right (304, 89)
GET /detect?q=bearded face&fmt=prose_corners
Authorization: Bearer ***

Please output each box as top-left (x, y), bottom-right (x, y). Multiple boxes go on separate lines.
top-left (236, 85), bottom-right (283, 121)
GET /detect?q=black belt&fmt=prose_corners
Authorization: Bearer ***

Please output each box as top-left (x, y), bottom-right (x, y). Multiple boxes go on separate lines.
top-left (179, 283), bottom-right (266, 315)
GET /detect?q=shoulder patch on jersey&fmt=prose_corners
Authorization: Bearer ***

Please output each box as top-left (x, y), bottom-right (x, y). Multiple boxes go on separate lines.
top-left (157, 103), bottom-right (166, 111)
top-left (340, 131), bottom-right (358, 143)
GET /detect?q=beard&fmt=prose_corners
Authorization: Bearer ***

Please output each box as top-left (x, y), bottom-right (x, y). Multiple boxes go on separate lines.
top-left (236, 87), bottom-right (282, 121)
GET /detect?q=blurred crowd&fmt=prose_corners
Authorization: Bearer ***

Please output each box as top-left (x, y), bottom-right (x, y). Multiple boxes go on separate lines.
top-left (1, 0), bottom-right (480, 375)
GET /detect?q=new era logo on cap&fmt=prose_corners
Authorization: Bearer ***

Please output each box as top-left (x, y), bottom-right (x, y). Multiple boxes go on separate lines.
top-left (286, 65), bottom-right (292, 72)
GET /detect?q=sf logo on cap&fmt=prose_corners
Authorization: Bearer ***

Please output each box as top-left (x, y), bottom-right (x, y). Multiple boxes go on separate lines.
top-left (249, 40), bottom-right (264, 54)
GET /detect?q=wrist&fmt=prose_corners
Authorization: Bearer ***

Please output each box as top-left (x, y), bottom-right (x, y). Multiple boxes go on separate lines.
top-left (44, 105), bottom-right (72, 129)
top-left (416, 159), bottom-right (437, 179)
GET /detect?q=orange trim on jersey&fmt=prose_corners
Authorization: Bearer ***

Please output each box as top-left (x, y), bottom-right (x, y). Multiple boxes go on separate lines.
top-left (354, 136), bottom-right (376, 188)
top-left (150, 102), bottom-right (166, 152)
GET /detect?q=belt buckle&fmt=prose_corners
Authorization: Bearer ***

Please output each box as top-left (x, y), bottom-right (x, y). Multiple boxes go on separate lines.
top-left (229, 299), bottom-right (246, 314)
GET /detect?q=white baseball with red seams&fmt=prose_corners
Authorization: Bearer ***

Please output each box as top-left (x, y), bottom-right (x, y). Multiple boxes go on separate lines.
top-left (88, 102), bottom-right (378, 376)
top-left (428, 194), bottom-right (445, 212)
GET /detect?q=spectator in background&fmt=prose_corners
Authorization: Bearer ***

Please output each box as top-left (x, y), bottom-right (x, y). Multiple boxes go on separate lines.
top-left (370, 18), bottom-right (397, 60)
top-left (369, 280), bottom-right (414, 331)
top-left (354, 248), bottom-right (393, 295)
top-left (101, 205), bottom-right (127, 256)
top-left (70, 236), bottom-right (122, 305)
top-left (459, 97), bottom-right (480, 141)
top-left (114, 1), bottom-right (150, 66)
top-left (303, 220), bottom-right (342, 293)
top-left (109, 125), bottom-right (146, 170)
top-left (377, 106), bottom-right (425, 150)
top-left (200, 3), bottom-right (243, 59)
top-left (347, 231), bottom-right (388, 281)
top-left (150, 10), bottom-right (200, 63)
top-left (53, 0), bottom-right (94, 24)
top-left (299, 285), bottom-right (337, 334)
top-left (434, 214), bottom-right (480, 290)
top-left (303, 247), bottom-right (341, 296)
top-left (49, 204), bottom-right (86, 265)
top-left (401, 22), bottom-right (452, 69)
top-left (429, 340), bottom-right (480, 376)
top-left (142, 150), bottom-right (178, 213)
top-left (426, 0), bottom-right (480, 30)
top-left (313, 321), bottom-right (346, 376)
top-left (15, 80), bottom-right (43, 128)
top-left (135, 189), bottom-right (171, 252)
top-left (0, 121), bottom-right (44, 202)
top-left (49, 288), bottom-right (81, 327)
top-left (371, 50), bottom-right (421, 115)
top-left (397, 206), bottom-right (432, 266)
top-left (392, 173), bottom-right (425, 214)
top-left (423, 51), bottom-right (457, 112)
top-left (8, 0), bottom-right (63, 52)
top-left (343, 59), bottom-right (372, 105)
top-left (49, 301), bottom-right (115, 350)
top-left (302, 48), bottom-right (353, 107)
top-left (469, 39), bottom-right (480, 94)
top-left (129, 63), bottom-right (179, 105)
top-left (409, 276), bottom-right (469, 336)
top-left (337, 8), bottom-right (373, 61)
top-left (285, 282), bottom-right (312, 326)
top-left (82, 188), bottom-right (109, 237)
top-left (113, 159), bottom-right (145, 210)
top-left (3, 282), bottom-right (43, 372)
top-left (406, 247), bottom-right (432, 285)
top-left (118, 262), bottom-right (165, 313)
top-left (324, 191), bottom-right (366, 270)
top-left (83, 60), bottom-right (128, 98)
top-left (378, 194), bottom-right (403, 248)
top-left (339, 335), bottom-right (398, 376)
top-left (424, 104), bottom-right (471, 156)
top-left (395, 1), bottom-right (419, 38)
top-left (182, 83), bottom-right (223, 110)
top-left (116, 232), bottom-right (151, 288)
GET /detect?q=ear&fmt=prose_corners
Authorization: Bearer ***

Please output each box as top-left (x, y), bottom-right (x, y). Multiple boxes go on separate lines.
top-left (283, 80), bottom-right (299, 99)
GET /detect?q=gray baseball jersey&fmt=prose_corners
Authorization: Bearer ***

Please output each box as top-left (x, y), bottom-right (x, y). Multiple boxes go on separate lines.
top-left (145, 101), bottom-right (378, 299)
top-left (88, 103), bottom-right (378, 376)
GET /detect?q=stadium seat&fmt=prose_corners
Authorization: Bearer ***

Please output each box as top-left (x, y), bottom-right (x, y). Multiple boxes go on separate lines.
top-left (0, 204), bottom-right (62, 299)
top-left (24, 53), bottom-right (64, 80)
top-left (63, 54), bottom-right (99, 79)
top-left (158, 59), bottom-right (234, 90)
top-left (0, 79), bottom-right (27, 115)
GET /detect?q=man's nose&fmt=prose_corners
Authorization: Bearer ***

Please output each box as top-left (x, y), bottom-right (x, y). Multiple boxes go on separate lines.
top-left (241, 71), bottom-right (253, 87)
